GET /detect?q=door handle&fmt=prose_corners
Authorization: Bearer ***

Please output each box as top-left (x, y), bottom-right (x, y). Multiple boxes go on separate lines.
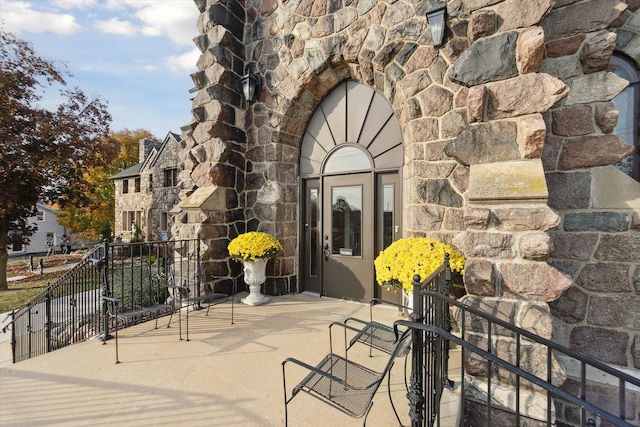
top-left (323, 243), bottom-right (330, 261)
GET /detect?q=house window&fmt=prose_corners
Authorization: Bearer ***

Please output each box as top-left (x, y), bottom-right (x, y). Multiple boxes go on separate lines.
top-left (164, 168), bottom-right (178, 187)
top-left (122, 211), bottom-right (142, 231)
top-left (36, 210), bottom-right (44, 221)
top-left (122, 179), bottom-right (129, 194)
top-left (611, 54), bottom-right (639, 181)
top-left (148, 174), bottom-right (153, 191)
top-left (160, 211), bottom-right (168, 231)
top-left (134, 177), bottom-right (141, 193)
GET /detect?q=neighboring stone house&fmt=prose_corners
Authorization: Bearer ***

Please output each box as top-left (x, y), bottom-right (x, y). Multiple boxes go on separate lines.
top-left (112, 132), bottom-right (181, 242)
top-left (169, 0), bottom-right (639, 422)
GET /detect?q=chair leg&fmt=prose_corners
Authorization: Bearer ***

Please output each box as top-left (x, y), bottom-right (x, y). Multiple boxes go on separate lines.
top-left (282, 363), bottom-right (289, 427)
top-left (387, 363), bottom-right (404, 426)
top-left (362, 401), bottom-right (373, 427)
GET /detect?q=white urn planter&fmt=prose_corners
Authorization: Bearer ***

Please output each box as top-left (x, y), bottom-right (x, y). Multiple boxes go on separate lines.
top-left (241, 258), bottom-right (269, 306)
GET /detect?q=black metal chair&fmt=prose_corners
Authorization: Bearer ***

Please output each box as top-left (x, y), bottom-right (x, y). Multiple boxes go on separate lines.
top-left (282, 325), bottom-right (412, 426)
top-left (169, 280), bottom-right (235, 341)
top-left (110, 262), bottom-right (176, 329)
top-left (343, 298), bottom-right (410, 357)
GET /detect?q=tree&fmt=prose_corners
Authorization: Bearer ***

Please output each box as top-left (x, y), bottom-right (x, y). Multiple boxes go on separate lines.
top-left (0, 31), bottom-right (112, 290)
top-left (57, 129), bottom-right (152, 241)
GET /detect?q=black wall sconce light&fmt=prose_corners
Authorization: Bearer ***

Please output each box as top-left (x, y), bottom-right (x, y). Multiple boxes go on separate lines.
top-left (426, 2), bottom-right (447, 55)
top-left (240, 68), bottom-right (261, 104)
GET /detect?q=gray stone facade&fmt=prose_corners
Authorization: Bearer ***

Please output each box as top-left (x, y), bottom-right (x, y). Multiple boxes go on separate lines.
top-left (169, 1), bottom-right (640, 420)
top-left (113, 133), bottom-right (181, 242)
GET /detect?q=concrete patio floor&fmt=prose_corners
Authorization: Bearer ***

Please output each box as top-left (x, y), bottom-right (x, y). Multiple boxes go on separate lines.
top-left (0, 293), bottom-right (443, 426)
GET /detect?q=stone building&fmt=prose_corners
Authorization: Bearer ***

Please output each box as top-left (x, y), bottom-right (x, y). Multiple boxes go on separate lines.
top-left (170, 0), bottom-right (639, 422)
top-left (112, 132), bottom-right (182, 242)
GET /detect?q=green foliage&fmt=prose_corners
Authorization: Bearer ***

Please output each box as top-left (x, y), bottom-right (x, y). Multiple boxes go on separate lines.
top-left (100, 221), bottom-right (113, 243)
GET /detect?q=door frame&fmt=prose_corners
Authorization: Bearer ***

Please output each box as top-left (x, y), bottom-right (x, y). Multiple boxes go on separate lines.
top-left (299, 168), bottom-right (403, 300)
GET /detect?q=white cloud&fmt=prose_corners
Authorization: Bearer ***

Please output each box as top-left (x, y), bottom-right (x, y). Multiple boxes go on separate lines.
top-left (51, 0), bottom-right (98, 8)
top-left (166, 47), bottom-right (199, 75)
top-left (101, 0), bottom-right (198, 46)
top-left (0, 0), bottom-right (81, 36)
top-left (95, 17), bottom-right (136, 36)
top-left (134, 2), bottom-right (197, 46)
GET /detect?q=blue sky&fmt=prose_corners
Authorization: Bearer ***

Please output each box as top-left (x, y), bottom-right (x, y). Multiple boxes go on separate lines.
top-left (1, 0), bottom-right (200, 140)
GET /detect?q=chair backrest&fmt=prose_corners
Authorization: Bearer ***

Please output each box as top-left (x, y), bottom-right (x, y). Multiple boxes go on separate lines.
top-left (381, 328), bottom-right (412, 374)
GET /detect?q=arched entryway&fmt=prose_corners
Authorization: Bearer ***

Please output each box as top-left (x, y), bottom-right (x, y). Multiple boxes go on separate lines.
top-left (299, 80), bottom-right (403, 303)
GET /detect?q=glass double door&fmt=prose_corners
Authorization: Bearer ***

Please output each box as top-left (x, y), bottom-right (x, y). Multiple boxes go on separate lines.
top-left (302, 172), bottom-right (401, 303)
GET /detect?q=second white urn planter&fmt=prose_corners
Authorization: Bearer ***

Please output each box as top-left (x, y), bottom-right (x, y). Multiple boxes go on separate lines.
top-left (241, 258), bottom-right (269, 306)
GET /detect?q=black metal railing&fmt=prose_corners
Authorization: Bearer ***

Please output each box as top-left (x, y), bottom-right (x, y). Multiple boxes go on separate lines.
top-left (406, 256), bottom-right (640, 426)
top-left (1, 238), bottom-right (201, 363)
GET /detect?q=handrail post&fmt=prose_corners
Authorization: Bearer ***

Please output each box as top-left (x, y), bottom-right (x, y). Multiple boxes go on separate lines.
top-left (45, 282), bottom-right (51, 353)
top-left (10, 310), bottom-right (16, 364)
top-left (408, 274), bottom-right (425, 427)
top-left (100, 239), bottom-right (113, 341)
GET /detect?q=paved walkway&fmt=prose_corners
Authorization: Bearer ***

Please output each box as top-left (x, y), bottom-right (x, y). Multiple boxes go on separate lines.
top-left (0, 293), bottom-right (427, 426)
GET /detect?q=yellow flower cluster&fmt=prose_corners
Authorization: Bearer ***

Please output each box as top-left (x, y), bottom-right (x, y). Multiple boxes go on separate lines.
top-left (374, 237), bottom-right (465, 293)
top-left (228, 231), bottom-right (284, 262)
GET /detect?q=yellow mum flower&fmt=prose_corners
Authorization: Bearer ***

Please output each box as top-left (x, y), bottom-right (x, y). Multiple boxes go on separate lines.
top-left (228, 232), bottom-right (284, 262)
top-left (374, 237), bottom-right (465, 293)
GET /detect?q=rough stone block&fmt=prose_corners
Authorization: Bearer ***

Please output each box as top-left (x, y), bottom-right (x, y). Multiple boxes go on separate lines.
top-left (463, 259), bottom-right (496, 296)
top-left (545, 171), bottom-right (591, 210)
top-left (468, 9), bottom-right (496, 41)
top-left (579, 30), bottom-right (617, 74)
top-left (448, 31), bottom-right (518, 86)
top-left (549, 232), bottom-right (597, 261)
top-left (565, 71), bottom-right (629, 105)
top-left (452, 231), bottom-right (515, 258)
top-left (549, 285), bottom-right (588, 324)
top-left (633, 334), bottom-right (640, 369)
top-left (464, 208), bottom-right (491, 230)
top-left (486, 74), bottom-right (568, 120)
top-left (519, 232), bottom-right (552, 261)
top-left (517, 114), bottom-right (546, 159)
top-left (595, 235), bottom-right (640, 262)
top-left (564, 212), bottom-right (630, 232)
top-left (561, 378), bottom-right (637, 421)
top-left (495, 338), bottom-right (567, 389)
top-left (558, 134), bottom-right (635, 170)
top-left (466, 85), bottom-right (486, 123)
top-left (493, 206), bottom-right (560, 231)
top-left (551, 104), bottom-right (594, 137)
top-left (516, 26), bottom-right (544, 74)
top-left (500, 262), bottom-right (572, 302)
top-left (546, 34), bottom-right (585, 57)
top-left (446, 121), bottom-right (519, 166)
top-left (569, 326), bottom-right (629, 366)
top-left (588, 295), bottom-right (640, 330)
top-left (453, 296), bottom-right (517, 338)
top-left (594, 102), bottom-right (619, 134)
top-left (541, 0), bottom-right (626, 41)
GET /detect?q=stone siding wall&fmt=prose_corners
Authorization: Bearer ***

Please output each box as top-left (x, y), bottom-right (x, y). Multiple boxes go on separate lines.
top-left (113, 179), bottom-right (151, 241)
top-left (179, 0), bottom-right (640, 399)
top-left (539, 0), bottom-right (640, 373)
top-left (114, 135), bottom-right (182, 242)
top-left (142, 137), bottom-right (181, 241)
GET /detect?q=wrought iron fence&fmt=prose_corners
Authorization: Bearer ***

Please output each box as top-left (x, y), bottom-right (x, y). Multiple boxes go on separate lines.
top-left (405, 256), bottom-right (640, 427)
top-left (2, 238), bottom-right (201, 363)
